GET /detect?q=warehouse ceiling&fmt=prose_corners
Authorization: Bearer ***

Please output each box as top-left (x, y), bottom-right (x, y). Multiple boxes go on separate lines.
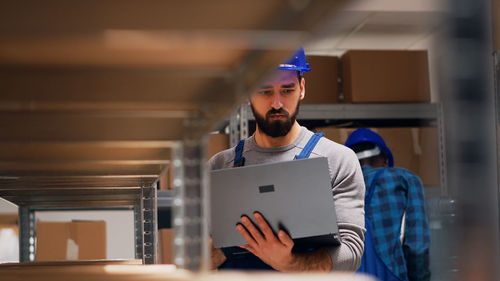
top-left (306, 0), bottom-right (447, 55)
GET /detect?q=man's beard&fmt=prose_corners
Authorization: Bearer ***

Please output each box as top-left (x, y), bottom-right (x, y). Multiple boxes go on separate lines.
top-left (250, 102), bottom-right (300, 138)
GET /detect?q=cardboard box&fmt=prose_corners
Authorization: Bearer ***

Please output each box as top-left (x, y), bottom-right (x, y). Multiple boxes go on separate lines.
top-left (0, 214), bottom-right (18, 225)
top-left (35, 221), bottom-right (106, 261)
top-left (159, 166), bottom-right (171, 191)
top-left (0, 223), bottom-right (19, 262)
top-left (341, 50), bottom-right (431, 103)
top-left (317, 126), bottom-right (440, 186)
top-left (303, 56), bottom-right (340, 104)
top-left (206, 134), bottom-right (230, 159)
top-left (158, 228), bottom-right (174, 264)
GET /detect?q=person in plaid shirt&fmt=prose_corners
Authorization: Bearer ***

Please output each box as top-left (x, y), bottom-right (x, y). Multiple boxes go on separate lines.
top-left (345, 128), bottom-right (430, 281)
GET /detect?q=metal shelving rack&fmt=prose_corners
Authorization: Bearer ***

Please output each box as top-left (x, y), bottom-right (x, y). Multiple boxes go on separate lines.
top-left (0, 0), bottom-right (348, 271)
top-left (229, 103), bottom-right (447, 195)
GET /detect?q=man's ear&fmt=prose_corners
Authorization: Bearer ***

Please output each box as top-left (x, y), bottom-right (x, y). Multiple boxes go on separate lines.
top-left (299, 77), bottom-right (305, 100)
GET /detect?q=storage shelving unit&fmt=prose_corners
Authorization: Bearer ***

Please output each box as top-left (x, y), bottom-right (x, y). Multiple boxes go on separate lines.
top-left (0, 0), bottom-right (349, 271)
top-left (229, 102), bottom-right (447, 195)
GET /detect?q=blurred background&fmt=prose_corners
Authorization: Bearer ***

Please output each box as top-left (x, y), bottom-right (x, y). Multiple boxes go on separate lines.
top-left (0, 0), bottom-right (499, 280)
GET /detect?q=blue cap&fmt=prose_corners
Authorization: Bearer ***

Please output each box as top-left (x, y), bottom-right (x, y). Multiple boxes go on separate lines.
top-left (345, 128), bottom-right (394, 167)
top-left (278, 47), bottom-right (311, 75)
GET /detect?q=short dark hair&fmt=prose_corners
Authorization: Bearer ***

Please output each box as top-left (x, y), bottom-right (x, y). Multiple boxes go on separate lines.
top-left (297, 71), bottom-right (302, 82)
top-left (351, 142), bottom-right (388, 160)
top-left (351, 142), bottom-right (376, 154)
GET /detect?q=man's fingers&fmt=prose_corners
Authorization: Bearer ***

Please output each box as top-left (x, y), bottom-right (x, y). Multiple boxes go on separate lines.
top-left (239, 244), bottom-right (252, 251)
top-left (278, 230), bottom-right (294, 248)
top-left (240, 215), bottom-right (265, 243)
top-left (236, 223), bottom-right (259, 248)
top-left (239, 244), bottom-right (258, 257)
top-left (253, 212), bottom-right (277, 241)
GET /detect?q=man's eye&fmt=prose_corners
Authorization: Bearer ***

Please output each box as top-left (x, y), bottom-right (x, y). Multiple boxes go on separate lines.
top-left (282, 89), bottom-right (294, 94)
top-left (258, 90), bottom-right (272, 95)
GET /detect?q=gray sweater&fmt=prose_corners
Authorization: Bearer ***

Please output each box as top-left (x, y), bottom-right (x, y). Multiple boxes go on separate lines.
top-left (208, 126), bottom-right (365, 271)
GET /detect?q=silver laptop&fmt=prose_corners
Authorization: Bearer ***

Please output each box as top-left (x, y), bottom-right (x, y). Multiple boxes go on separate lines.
top-left (209, 157), bottom-right (340, 251)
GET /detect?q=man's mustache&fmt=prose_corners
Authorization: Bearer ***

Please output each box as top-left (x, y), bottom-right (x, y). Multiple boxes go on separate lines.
top-left (266, 108), bottom-right (289, 118)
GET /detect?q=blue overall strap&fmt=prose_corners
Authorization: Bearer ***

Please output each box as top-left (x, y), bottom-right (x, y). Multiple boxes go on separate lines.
top-left (295, 132), bottom-right (325, 160)
top-left (365, 168), bottom-right (387, 210)
top-left (233, 139), bottom-right (246, 167)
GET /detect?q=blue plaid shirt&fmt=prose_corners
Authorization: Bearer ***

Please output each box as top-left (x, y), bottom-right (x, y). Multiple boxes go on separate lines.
top-left (362, 166), bottom-right (431, 281)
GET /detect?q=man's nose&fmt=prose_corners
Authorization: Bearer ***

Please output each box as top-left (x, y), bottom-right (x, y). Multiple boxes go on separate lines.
top-left (271, 91), bottom-right (283, 109)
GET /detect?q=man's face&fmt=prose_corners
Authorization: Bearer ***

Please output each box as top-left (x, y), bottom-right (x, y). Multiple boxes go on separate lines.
top-left (249, 70), bottom-right (305, 138)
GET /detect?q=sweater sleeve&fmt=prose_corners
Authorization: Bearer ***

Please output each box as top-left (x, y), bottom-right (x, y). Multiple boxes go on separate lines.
top-left (326, 146), bottom-right (366, 271)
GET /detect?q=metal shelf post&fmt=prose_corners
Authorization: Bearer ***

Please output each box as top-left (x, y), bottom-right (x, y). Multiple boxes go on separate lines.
top-left (437, 103), bottom-right (448, 196)
top-left (229, 107), bottom-right (241, 148)
top-left (141, 183), bottom-right (158, 264)
top-left (172, 117), bottom-right (210, 271)
top-left (134, 202), bottom-right (144, 260)
top-left (18, 207), bottom-right (35, 262)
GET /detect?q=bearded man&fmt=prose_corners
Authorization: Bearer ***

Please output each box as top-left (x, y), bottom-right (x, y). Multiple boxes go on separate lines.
top-left (209, 48), bottom-right (365, 272)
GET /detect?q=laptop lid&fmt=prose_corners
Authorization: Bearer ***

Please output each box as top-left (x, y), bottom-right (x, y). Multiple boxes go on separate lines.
top-left (209, 157), bottom-right (340, 250)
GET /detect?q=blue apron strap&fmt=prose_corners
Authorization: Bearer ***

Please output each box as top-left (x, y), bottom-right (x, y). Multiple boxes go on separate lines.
top-left (233, 139), bottom-right (246, 167)
top-left (295, 132), bottom-right (325, 160)
top-left (365, 168), bottom-right (386, 209)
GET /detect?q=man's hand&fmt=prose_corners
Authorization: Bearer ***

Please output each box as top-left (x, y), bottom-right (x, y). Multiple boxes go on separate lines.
top-left (236, 212), bottom-right (295, 271)
top-left (236, 212), bottom-right (333, 272)
top-left (210, 237), bottom-right (226, 269)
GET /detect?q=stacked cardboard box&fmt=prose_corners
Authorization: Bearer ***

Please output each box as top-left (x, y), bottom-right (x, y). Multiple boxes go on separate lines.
top-left (35, 221), bottom-right (106, 261)
top-left (0, 214), bottom-right (18, 262)
top-left (158, 228), bottom-right (174, 264)
top-left (341, 50), bottom-right (431, 103)
top-left (317, 126), bottom-right (440, 187)
top-left (303, 51), bottom-right (431, 104)
top-left (206, 134), bottom-right (230, 159)
top-left (303, 56), bottom-right (339, 104)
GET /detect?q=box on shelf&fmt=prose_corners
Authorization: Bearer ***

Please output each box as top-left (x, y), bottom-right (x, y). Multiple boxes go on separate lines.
top-left (158, 228), bottom-right (174, 264)
top-left (303, 56), bottom-right (340, 104)
top-left (317, 126), bottom-right (440, 186)
top-left (159, 166), bottom-right (172, 191)
top-left (35, 221), bottom-right (106, 261)
top-left (0, 214), bottom-right (19, 263)
top-left (160, 133), bottom-right (229, 190)
top-left (206, 133), bottom-right (230, 159)
top-left (0, 214), bottom-right (17, 225)
top-left (341, 50), bottom-right (431, 103)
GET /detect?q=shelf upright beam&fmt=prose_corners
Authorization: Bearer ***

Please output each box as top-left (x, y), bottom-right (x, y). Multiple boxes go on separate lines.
top-left (444, 0), bottom-right (499, 279)
top-left (134, 200), bottom-right (144, 260)
top-left (173, 119), bottom-right (210, 271)
top-left (240, 105), bottom-right (250, 140)
top-left (141, 182), bottom-right (158, 264)
top-left (171, 141), bottom-right (185, 267)
top-left (229, 104), bottom-right (251, 146)
top-left (495, 51), bottom-right (499, 123)
top-left (437, 103), bottom-right (448, 196)
top-left (18, 207), bottom-right (35, 262)
top-left (229, 107), bottom-right (241, 148)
